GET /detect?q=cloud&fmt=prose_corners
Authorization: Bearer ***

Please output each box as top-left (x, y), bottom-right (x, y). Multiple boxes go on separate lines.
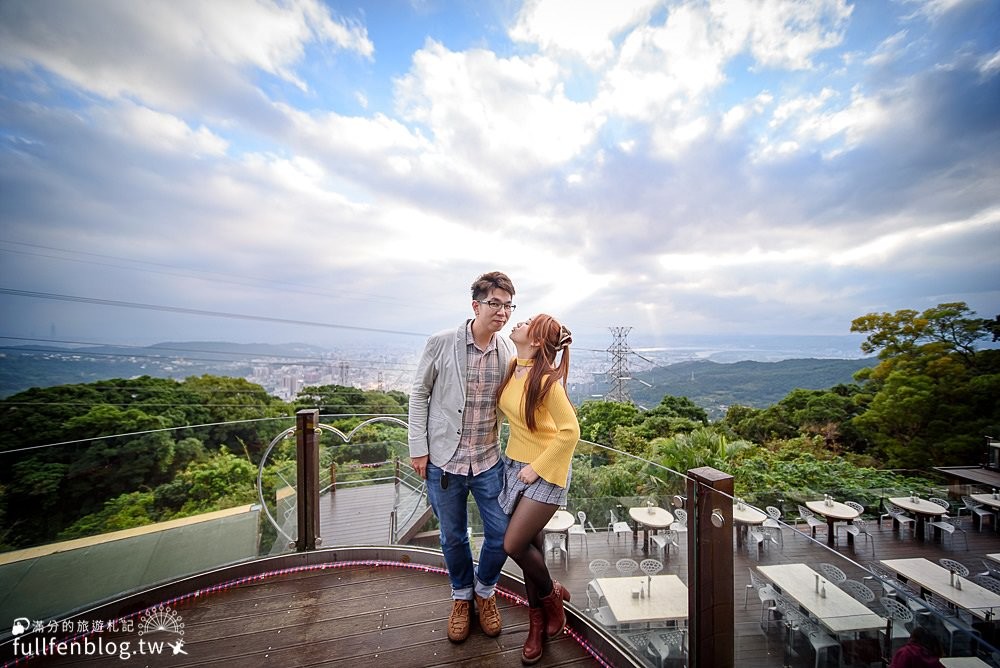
top-left (0, 0), bottom-right (997, 347)
top-left (509, 0), bottom-right (660, 65)
top-left (0, 0), bottom-right (371, 114)
top-left (393, 40), bottom-right (603, 185)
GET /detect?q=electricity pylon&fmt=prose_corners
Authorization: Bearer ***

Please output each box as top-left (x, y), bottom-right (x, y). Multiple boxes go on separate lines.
top-left (605, 326), bottom-right (633, 403)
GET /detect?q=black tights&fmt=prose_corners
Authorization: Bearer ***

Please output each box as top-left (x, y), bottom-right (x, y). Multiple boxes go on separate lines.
top-left (503, 498), bottom-right (558, 608)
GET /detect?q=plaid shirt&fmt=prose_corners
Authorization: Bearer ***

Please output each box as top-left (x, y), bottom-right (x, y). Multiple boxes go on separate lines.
top-left (443, 321), bottom-right (502, 476)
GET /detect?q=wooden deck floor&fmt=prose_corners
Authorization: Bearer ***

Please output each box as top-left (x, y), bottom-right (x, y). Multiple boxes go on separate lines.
top-left (17, 514), bottom-right (1000, 668)
top-left (26, 563), bottom-right (598, 668)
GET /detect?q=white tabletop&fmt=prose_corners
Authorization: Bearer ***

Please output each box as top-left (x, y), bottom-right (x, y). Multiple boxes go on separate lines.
top-left (805, 500), bottom-right (860, 521)
top-left (970, 493), bottom-right (1000, 510)
top-left (881, 558), bottom-right (1000, 620)
top-left (732, 503), bottom-right (767, 525)
top-left (987, 553), bottom-right (1000, 565)
top-left (594, 574), bottom-right (688, 624)
top-left (544, 510), bottom-right (576, 532)
top-left (941, 658), bottom-right (991, 667)
top-left (629, 506), bottom-right (674, 529)
top-left (757, 563), bottom-right (886, 634)
top-left (888, 496), bottom-right (948, 516)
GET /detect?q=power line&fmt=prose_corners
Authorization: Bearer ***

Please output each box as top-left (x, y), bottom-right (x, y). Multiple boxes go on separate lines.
top-left (0, 414), bottom-right (408, 456)
top-left (0, 288), bottom-right (430, 338)
top-left (0, 416), bottom-right (296, 455)
top-left (0, 240), bottom-right (448, 312)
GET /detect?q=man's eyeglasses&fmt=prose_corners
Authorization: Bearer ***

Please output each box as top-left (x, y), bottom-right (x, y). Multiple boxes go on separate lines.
top-left (477, 300), bottom-right (516, 312)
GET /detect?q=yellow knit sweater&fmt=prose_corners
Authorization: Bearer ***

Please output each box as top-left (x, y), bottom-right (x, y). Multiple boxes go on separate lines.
top-left (499, 371), bottom-right (581, 487)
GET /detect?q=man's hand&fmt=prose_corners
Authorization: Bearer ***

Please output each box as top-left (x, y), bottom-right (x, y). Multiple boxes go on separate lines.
top-left (411, 455), bottom-right (429, 479)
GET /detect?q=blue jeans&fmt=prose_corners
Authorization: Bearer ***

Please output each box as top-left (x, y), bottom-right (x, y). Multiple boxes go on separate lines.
top-left (425, 459), bottom-right (509, 600)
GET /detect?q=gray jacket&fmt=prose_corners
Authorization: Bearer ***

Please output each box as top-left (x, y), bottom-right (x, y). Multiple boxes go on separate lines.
top-left (408, 320), bottom-right (514, 466)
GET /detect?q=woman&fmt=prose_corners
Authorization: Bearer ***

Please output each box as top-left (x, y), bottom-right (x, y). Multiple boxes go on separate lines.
top-left (496, 314), bottom-right (581, 665)
top-left (889, 626), bottom-right (945, 668)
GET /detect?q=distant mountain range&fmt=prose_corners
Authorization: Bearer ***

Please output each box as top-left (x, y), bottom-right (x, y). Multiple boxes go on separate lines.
top-left (0, 340), bottom-right (875, 417)
top-left (0, 341), bottom-right (332, 398)
top-left (571, 357), bottom-right (874, 418)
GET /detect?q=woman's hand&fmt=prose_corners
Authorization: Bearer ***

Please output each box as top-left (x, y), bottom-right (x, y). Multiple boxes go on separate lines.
top-left (518, 464), bottom-right (539, 484)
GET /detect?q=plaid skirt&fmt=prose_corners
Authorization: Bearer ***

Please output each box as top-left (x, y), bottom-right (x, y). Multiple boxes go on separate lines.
top-left (498, 455), bottom-right (570, 514)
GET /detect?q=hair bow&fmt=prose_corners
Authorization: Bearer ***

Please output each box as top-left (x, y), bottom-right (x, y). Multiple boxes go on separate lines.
top-left (557, 325), bottom-right (573, 351)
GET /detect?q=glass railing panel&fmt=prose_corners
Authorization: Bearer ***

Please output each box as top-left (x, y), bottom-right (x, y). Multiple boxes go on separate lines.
top-left (257, 414), bottom-right (425, 549)
top-left (0, 414), bottom-right (298, 626)
top-left (474, 439), bottom-right (690, 667)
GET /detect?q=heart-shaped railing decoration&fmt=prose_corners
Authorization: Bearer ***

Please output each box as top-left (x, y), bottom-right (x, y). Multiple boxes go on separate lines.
top-left (256, 416), bottom-right (412, 545)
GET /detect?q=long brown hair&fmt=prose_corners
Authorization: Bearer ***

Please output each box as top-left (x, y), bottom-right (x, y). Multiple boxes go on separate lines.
top-left (497, 314), bottom-right (573, 431)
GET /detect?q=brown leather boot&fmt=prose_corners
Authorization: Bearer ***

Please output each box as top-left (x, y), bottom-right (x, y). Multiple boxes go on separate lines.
top-left (474, 593), bottom-right (502, 637)
top-left (521, 607), bottom-right (545, 665)
top-left (540, 580), bottom-right (571, 637)
top-left (447, 599), bottom-right (471, 643)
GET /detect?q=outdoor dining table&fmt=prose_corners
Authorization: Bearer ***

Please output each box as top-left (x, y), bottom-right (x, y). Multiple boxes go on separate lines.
top-left (628, 506), bottom-right (673, 553)
top-left (940, 658), bottom-right (992, 667)
top-left (732, 501), bottom-right (767, 549)
top-left (987, 553), bottom-right (1000, 566)
top-left (543, 509), bottom-right (576, 558)
top-left (757, 563), bottom-right (886, 635)
top-left (880, 557), bottom-right (1000, 621)
top-left (887, 496), bottom-right (949, 541)
top-left (805, 499), bottom-right (860, 546)
top-left (593, 574), bottom-right (688, 625)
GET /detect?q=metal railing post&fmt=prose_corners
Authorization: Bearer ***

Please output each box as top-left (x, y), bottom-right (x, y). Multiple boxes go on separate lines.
top-left (295, 409), bottom-right (321, 551)
top-left (687, 466), bottom-right (735, 668)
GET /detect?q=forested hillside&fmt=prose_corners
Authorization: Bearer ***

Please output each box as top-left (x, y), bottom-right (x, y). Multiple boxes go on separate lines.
top-left (628, 357), bottom-right (874, 417)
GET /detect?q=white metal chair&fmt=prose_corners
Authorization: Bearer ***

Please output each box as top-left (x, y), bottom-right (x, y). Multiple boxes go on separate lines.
top-left (880, 597), bottom-right (915, 654)
top-left (961, 495), bottom-right (995, 531)
top-left (639, 558), bottom-right (663, 578)
top-left (591, 605), bottom-right (618, 630)
top-left (978, 559), bottom-right (1000, 580)
top-left (747, 526), bottom-right (768, 561)
top-left (975, 574), bottom-right (1000, 594)
top-left (608, 509), bottom-right (633, 549)
top-left (928, 497), bottom-right (951, 513)
top-left (650, 529), bottom-right (679, 560)
top-left (646, 629), bottom-right (687, 668)
top-left (884, 502), bottom-right (917, 537)
top-left (586, 558), bottom-right (610, 610)
top-left (796, 505), bottom-right (827, 538)
top-left (843, 517), bottom-right (875, 557)
top-left (568, 510), bottom-right (593, 554)
top-left (921, 591), bottom-right (972, 654)
top-left (865, 561), bottom-right (908, 597)
top-left (670, 508), bottom-right (688, 540)
top-left (763, 506), bottom-right (785, 548)
top-left (928, 515), bottom-right (969, 551)
top-left (840, 500), bottom-right (865, 536)
top-left (939, 558), bottom-right (970, 577)
top-left (844, 500), bottom-right (865, 514)
top-left (817, 562), bottom-right (847, 585)
top-left (745, 569), bottom-right (778, 628)
top-left (616, 557), bottom-right (639, 577)
top-left (841, 579), bottom-right (876, 606)
top-left (543, 532), bottom-right (568, 569)
top-left (798, 619), bottom-right (840, 668)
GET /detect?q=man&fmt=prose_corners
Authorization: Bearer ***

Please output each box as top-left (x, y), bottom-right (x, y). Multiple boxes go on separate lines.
top-left (408, 271), bottom-right (516, 643)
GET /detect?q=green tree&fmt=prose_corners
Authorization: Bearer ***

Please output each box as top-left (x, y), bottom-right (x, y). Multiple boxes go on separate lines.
top-left (576, 401), bottom-right (638, 445)
top-left (850, 302), bottom-right (999, 467)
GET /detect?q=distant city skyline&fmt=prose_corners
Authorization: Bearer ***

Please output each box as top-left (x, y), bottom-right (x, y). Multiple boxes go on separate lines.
top-left (1, 1), bottom-right (998, 348)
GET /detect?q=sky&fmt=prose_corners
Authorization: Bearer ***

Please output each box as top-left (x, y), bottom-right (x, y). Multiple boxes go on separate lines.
top-left (0, 0), bottom-right (998, 354)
